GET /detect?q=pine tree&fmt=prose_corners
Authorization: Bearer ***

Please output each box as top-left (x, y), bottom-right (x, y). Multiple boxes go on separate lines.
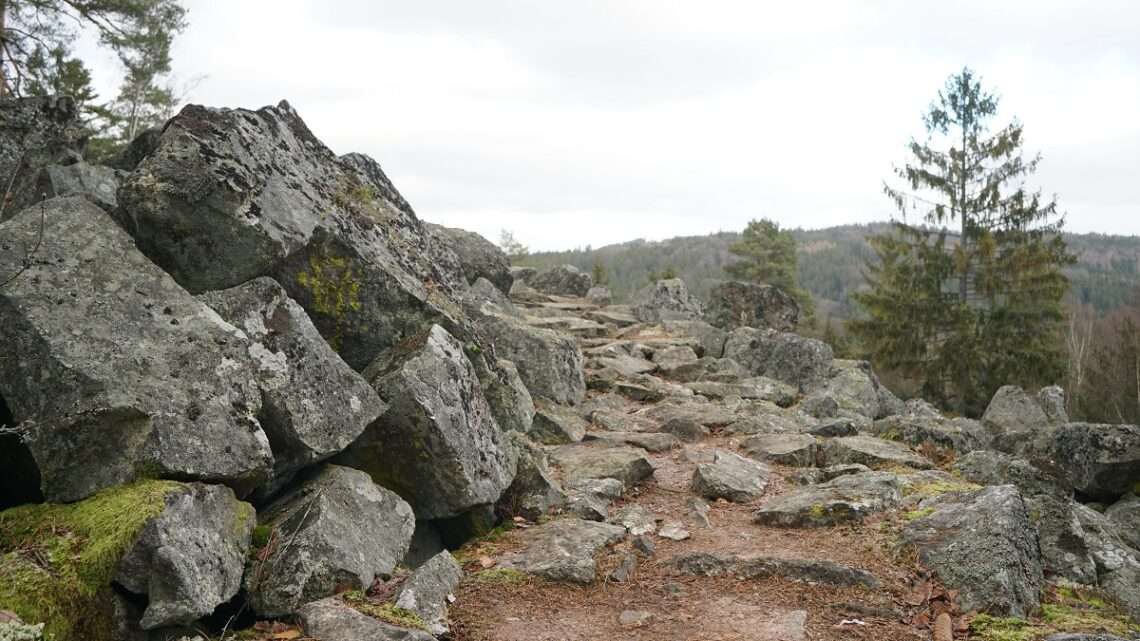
top-left (498, 229), bottom-right (529, 261)
top-left (22, 43), bottom-right (98, 113)
top-left (725, 218), bottom-right (814, 318)
top-left (852, 68), bottom-right (1074, 414)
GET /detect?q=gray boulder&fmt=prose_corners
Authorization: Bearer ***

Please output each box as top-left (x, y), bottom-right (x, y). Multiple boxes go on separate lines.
top-left (530, 403), bottom-right (588, 444)
top-left (691, 449), bottom-right (771, 502)
top-left (336, 325), bottom-right (515, 519)
top-left (703, 281), bottom-right (799, 331)
top-left (1038, 385), bottom-right (1070, 423)
top-left (299, 598), bottom-right (435, 641)
top-left (631, 279), bottom-right (704, 323)
top-left (425, 223), bottom-right (512, 292)
top-left (501, 518), bottom-right (626, 583)
top-left (584, 431), bottom-right (679, 453)
top-left (723, 327), bottom-right (833, 391)
top-left (498, 432), bottom-right (567, 521)
top-left (1051, 422), bottom-right (1140, 499)
top-left (116, 101), bottom-right (465, 371)
top-left (0, 197), bottom-right (273, 503)
top-left (952, 450), bottom-right (1070, 498)
top-left (565, 477), bottom-right (624, 520)
top-left (809, 361), bottom-right (880, 419)
top-left (669, 552), bottom-right (879, 589)
top-left (0, 96), bottom-right (85, 219)
top-left (475, 357), bottom-right (536, 434)
top-left (114, 484), bottom-right (253, 629)
top-left (109, 126), bottom-right (163, 171)
top-left (742, 433), bottom-right (818, 467)
top-left (586, 286), bottom-right (612, 306)
top-left (685, 378), bottom-right (796, 406)
top-left (470, 309), bottom-right (586, 405)
top-left (662, 319), bottom-right (728, 358)
top-left (549, 443), bottom-right (654, 487)
top-left (199, 277), bottom-right (385, 490)
top-left (754, 471), bottom-right (903, 527)
top-left (822, 435), bottom-right (934, 470)
top-left (530, 264), bottom-right (592, 296)
top-left (869, 415), bottom-right (990, 454)
top-left (245, 465), bottom-right (415, 616)
top-left (393, 551), bottom-right (463, 636)
top-left (901, 485), bottom-right (1043, 617)
top-left (1105, 493), bottom-right (1140, 551)
top-left (44, 162), bottom-right (121, 210)
top-left (983, 385), bottom-right (1063, 455)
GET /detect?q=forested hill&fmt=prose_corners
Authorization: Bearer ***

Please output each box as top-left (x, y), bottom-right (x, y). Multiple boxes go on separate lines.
top-left (518, 224), bottom-right (1140, 318)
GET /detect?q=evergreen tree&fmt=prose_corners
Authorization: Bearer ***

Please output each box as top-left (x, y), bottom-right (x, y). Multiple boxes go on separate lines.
top-left (852, 68), bottom-right (1074, 414)
top-left (22, 43), bottom-right (98, 113)
top-left (591, 259), bottom-right (608, 286)
top-left (498, 229), bottom-right (529, 261)
top-left (725, 218), bottom-right (814, 318)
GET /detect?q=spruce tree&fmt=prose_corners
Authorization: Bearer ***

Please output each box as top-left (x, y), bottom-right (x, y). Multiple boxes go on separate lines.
top-left (852, 68), bottom-right (1074, 413)
top-left (726, 218), bottom-right (814, 317)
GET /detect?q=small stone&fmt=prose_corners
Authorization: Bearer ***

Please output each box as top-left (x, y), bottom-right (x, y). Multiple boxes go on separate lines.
top-left (609, 553), bottom-right (637, 582)
top-left (619, 610), bottom-right (654, 627)
top-left (632, 534), bottom-right (657, 556)
top-left (659, 522), bottom-right (691, 541)
top-left (687, 498), bottom-right (712, 528)
top-left (609, 504), bottom-right (658, 536)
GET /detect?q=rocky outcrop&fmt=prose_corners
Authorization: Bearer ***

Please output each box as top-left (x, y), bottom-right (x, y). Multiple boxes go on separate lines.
top-left (691, 449), bottom-right (770, 502)
top-left (901, 485), bottom-right (1043, 617)
top-left (953, 450), bottom-right (1069, 498)
top-left (869, 414), bottom-right (990, 454)
top-left (982, 385), bottom-right (1064, 455)
top-left (703, 281), bottom-right (799, 331)
top-left (631, 279), bottom-right (704, 323)
top-left (723, 327), bottom-right (833, 391)
top-left (425, 223), bottom-right (512, 292)
top-left (335, 325), bottom-right (515, 519)
top-left (0, 197), bottom-right (273, 503)
top-left (500, 518), bottom-right (626, 583)
top-left (116, 101), bottom-right (465, 371)
top-left (468, 304), bottom-right (586, 405)
top-left (245, 466), bottom-right (415, 616)
top-left (754, 471), bottom-right (903, 527)
top-left (0, 96), bottom-right (86, 219)
top-left (529, 264), bottom-right (593, 296)
top-left (1051, 422), bottom-right (1140, 500)
top-left (199, 277), bottom-right (385, 491)
top-left (821, 435), bottom-right (934, 470)
top-left (742, 434), bottom-right (818, 467)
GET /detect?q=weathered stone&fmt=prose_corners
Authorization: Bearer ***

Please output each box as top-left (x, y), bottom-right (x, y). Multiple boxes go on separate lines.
top-left (658, 521), bottom-right (691, 541)
top-left (44, 162), bottom-right (121, 210)
top-left (799, 393), bottom-right (839, 419)
top-left (336, 325), bottom-right (515, 519)
top-left (425, 223), bottom-right (512, 292)
top-left (393, 551), bottom-right (463, 636)
top-left (0, 96), bottom-right (85, 218)
top-left (109, 126), bottom-right (162, 171)
top-left (584, 431), bottom-right (680, 452)
top-left (685, 378), bottom-right (796, 406)
top-left (475, 357), bottom-right (535, 435)
top-left (869, 415), bottom-right (989, 455)
top-left (1027, 495), bottom-right (1100, 585)
top-left (299, 597), bottom-right (435, 641)
top-left (609, 554), bottom-right (638, 583)
top-left (821, 435), bottom-right (933, 470)
top-left (114, 484), bottom-right (253, 629)
top-left (807, 419), bottom-right (859, 438)
top-left (200, 277), bottom-right (385, 490)
top-left (245, 466), bottom-right (415, 617)
top-left (728, 411), bottom-right (809, 436)
top-left (463, 276), bottom-right (523, 318)
top-left (754, 471), bottom-right (903, 527)
top-left (660, 417), bottom-right (710, 442)
top-left (983, 385), bottom-right (1062, 455)
top-left (952, 450), bottom-right (1070, 498)
top-left (703, 281), bottom-right (800, 331)
top-left (810, 361), bottom-right (880, 419)
top-left (592, 353), bottom-right (658, 378)
top-left (650, 344), bottom-right (700, 367)
top-left (669, 552), bottom-right (879, 588)
top-left (662, 319), bottom-right (728, 358)
top-left (529, 264), bottom-right (592, 296)
top-left (741, 433), bottom-right (818, 467)
top-left (498, 433), bottom-right (566, 521)
top-left (790, 464), bottom-right (872, 485)
top-left (877, 384), bottom-right (907, 419)
top-left (1105, 493), bottom-right (1140, 551)
top-left (692, 449), bottom-right (771, 502)
top-left (586, 286), bottom-right (612, 306)
top-left (0, 197), bottom-right (273, 503)
top-left (530, 404), bottom-right (588, 445)
top-left (723, 327), bottom-right (833, 391)
top-left (1038, 385), bottom-right (1069, 424)
top-left (609, 504), bottom-right (658, 536)
top-left (471, 310), bottom-right (586, 405)
top-left (1051, 422), bottom-right (1140, 500)
top-left (116, 102), bottom-right (466, 371)
top-left (526, 315), bottom-right (608, 338)
top-left (902, 485), bottom-right (1043, 617)
top-left (640, 400), bottom-right (737, 428)
top-left (501, 518), bottom-right (626, 583)
top-left (550, 443), bottom-right (654, 487)
top-left (614, 381), bottom-right (665, 402)
top-left (564, 477), bottom-right (624, 520)
top-left (687, 497), bottom-right (712, 528)
top-left (631, 279), bottom-right (704, 323)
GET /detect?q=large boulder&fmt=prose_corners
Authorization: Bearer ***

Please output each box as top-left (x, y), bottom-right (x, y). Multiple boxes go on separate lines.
top-left (807, 361), bottom-right (881, 419)
top-left (500, 518), bottom-right (626, 583)
top-left (723, 327), bottom-right (833, 391)
top-left (393, 551), bottom-right (464, 636)
top-left (299, 598), bottom-right (435, 641)
top-left (754, 471), bottom-right (903, 527)
top-left (0, 96), bottom-right (86, 219)
top-left (529, 264), bottom-right (592, 296)
top-left (245, 465), bottom-right (415, 616)
top-left (549, 443), bottom-right (655, 487)
top-left (982, 385), bottom-right (1064, 455)
top-left (115, 101), bottom-right (466, 371)
top-left (952, 450), bottom-right (1070, 498)
top-left (425, 223), bottom-right (512, 293)
top-left (497, 432), bottom-right (567, 521)
top-left (703, 281), bottom-right (799, 331)
top-left (869, 414), bottom-right (990, 455)
top-left (43, 162), bottom-right (121, 211)
top-left (1105, 493), bottom-right (1140, 551)
top-left (901, 485), bottom-right (1044, 617)
top-left (114, 484), bottom-right (253, 629)
top-left (691, 449), bottom-right (771, 502)
top-left (469, 308), bottom-right (586, 405)
top-left (335, 325), bottom-right (515, 519)
top-left (631, 278), bottom-right (704, 323)
top-left (474, 357), bottom-right (536, 434)
top-left (199, 277), bottom-right (385, 491)
top-left (0, 197), bottom-right (272, 504)
top-left (821, 435), bottom-right (934, 470)
top-left (1051, 422), bottom-right (1140, 500)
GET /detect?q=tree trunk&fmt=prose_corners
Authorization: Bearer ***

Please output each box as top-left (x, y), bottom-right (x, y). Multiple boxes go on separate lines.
top-left (0, 0), bottom-right (8, 99)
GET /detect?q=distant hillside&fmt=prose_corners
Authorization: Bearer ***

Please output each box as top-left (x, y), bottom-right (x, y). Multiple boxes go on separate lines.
top-left (518, 224), bottom-right (1140, 318)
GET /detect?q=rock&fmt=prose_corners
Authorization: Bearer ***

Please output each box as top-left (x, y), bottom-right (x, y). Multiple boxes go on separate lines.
top-left (463, 276), bottom-right (522, 318)
top-left (799, 393), bottom-right (839, 419)
top-left (727, 411), bottom-right (809, 436)
top-left (1051, 422), bottom-right (1140, 500)
top-left (245, 465), bottom-right (415, 616)
top-left (703, 281), bottom-right (800, 331)
top-left (44, 162), bottom-right (121, 210)
top-left (586, 286), bottom-right (612, 306)
top-left (403, 521), bottom-right (446, 569)
top-left (723, 327), bottom-right (833, 391)
top-left (1028, 495), bottom-right (1101, 585)
top-left (526, 315), bottom-right (608, 338)
top-left (660, 417), bottom-right (710, 442)
top-left (336, 325), bottom-right (515, 519)
top-left (609, 504), bottom-right (658, 536)
top-left (614, 381), bottom-right (665, 402)
top-left (742, 434), bottom-right (819, 467)
top-left (590, 409), bottom-right (657, 433)
top-left (821, 435), bottom-right (934, 470)
top-left (658, 522), bottom-right (691, 541)
top-left (501, 518), bottom-right (626, 583)
top-left (668, 552), bottom-right (879, 588)
top-left (510, 265), bottom-right (537, 284)
top-left (1038, 385), bottom-right (1069, 423)
top-left (585, 308), bottom-right (637, 328)
top-left (790, 464), bottom-right (872, 485)
top-left (550, 444), bottom-right (655, 487)
top-left (618, 610), bottom-right (653, 627)
top-left (685, 378), bottom-right (797, 406)
top-left (592, 353), bottom-right (658, 378)
top-left (1105, 493), bottom-right (1140, 551)
top-left (508, 279), bottom-right (550, 303)
top-left (114, 484), bottom-right (253, 629)
top-left (475, 357), bottom-right (536, 435)
top-left (529, 264), bottom-right (592, 296)
top-left (425, 223), bottom-right (512, 292)
top-left (650, 344), bottom-right (700, 367)
top-left (299, 597), bottom-right (436, 641)
top-left (0, 96), bottom-right (85, 218)
top-left (631, 279), bottom-right (704, 323)
top-left (983, 385), bottom-right (1063, 455)
top-left (869, 415), bottom-right (989, 455)
top-left (807, 419), bottom-right (859, 438)
top-left (564, 478), bottom-right (624, 520)
top-left (199, 277), bottom-right (385, 490)
top-left (952, 450), bottom-right (1070, 498)
top-left (902, 485), bottom-right (1043, 617)
top-left (691, 449), bottom-right (771, 502)
top-left (755, 471), bottom-right (903, 527)
top-left (632, 534), bottom-right (657, 556)
top-left (662, 319), bottom-right (728, 358)
top-left (810, 361), bottom-right (880, 419)
top-left (687, 498), bottom-right (712, 528)
top-left (393, 551), bottom-right (463, 636)
top-left (0, 196), bottom-right (273, 503)
top-left (498, 433), bottom-right (566, 521)
top-left (609, 553), bottom-right (638, 582)
top-left (109, 126), bottom-right (162, 171)
top-left (641, 400), bottom-right (737, 428)
top-left (529, 404), bottom-right (588, 444)
top-left (584, 431), bottom-right (679, 452)
top-left (471, 310), bottom-right (586, 405)
top-left (877, 385), bottom-right (907, 418)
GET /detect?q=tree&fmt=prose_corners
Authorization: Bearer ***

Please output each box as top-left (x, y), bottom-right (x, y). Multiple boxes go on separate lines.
top-left (725, 218), bottom-right (814, 318)
top-left (591, 259), bottom-right (608, 286)
top-left (498, 229), bottom-right (528, 261)
top-left (22, 43), bottom-right (97, 112)
top-left (852, 68), bottom-right (1074, 414)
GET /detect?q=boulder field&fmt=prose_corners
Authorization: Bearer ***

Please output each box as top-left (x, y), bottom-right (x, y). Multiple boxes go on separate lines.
top-left (2, 95), bottom-right (1139, 641)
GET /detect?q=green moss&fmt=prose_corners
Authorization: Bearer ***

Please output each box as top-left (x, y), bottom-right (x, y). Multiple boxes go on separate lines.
top-left (470, 567), bottom-right (529, 585)
top-left (808, 504), bottom-right (826, 519)
top-left (340, 591), bottom-right (428, 631)
top-left (0, 481), bottom-right (183, 641)
top-left (969, 585), bottom-right (1140, 641)
top-left (902, 479), bottom-right (981, 498)
top-left (903, 508), bottom-right (935, 521)
top-left (295, 250), bottom-right (362, 349)
top-left (969, 614), bottom-right (1036, 641)
top-left (250, 524), bottom-right (273, 551)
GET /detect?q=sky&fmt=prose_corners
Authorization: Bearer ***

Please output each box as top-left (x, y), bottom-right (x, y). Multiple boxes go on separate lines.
top-left (78, 1), bottom-right (1140, 251)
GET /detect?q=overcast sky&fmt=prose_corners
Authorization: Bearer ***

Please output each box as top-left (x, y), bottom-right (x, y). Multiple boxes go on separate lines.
top-left (80, 1), bottom-right (1140, 250)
